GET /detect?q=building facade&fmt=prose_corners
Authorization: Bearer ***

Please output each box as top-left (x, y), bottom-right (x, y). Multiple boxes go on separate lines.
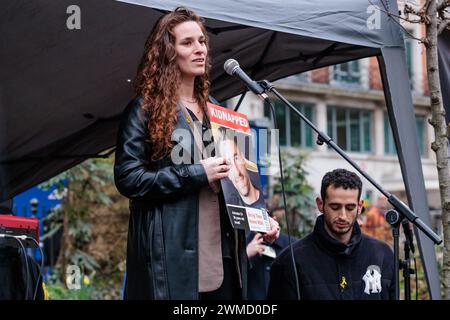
top-left (229, 19), bottom-right (440, 226)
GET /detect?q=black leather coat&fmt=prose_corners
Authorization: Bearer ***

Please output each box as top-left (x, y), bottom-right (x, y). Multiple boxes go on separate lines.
top-left (114, 98), bottom-right (247, 300)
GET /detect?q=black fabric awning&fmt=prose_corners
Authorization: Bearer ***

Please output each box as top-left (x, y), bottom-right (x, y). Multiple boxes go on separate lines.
top-left (0, 0), bottom-right (401, 199)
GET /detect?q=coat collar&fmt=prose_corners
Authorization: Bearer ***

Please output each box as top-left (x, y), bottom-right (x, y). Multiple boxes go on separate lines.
top-left (171, 101), bottom-right (198, 162)
top-left (313, 214), bottom-right (362, 257)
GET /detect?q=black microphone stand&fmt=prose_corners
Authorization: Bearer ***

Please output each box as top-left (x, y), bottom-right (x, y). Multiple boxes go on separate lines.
top-left (255, 79), bottom-right (442, 299)
top-left (401, 235), bottom-right (413, 300)
top-left (385, 209), bottom-right (401, 299)
top-left (385, 210), bottom-right (416, 300)
top-left (401, 220), bottom-right (416, 300)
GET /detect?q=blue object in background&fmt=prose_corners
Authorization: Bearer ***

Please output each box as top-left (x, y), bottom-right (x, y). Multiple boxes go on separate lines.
top-left (12, 182), bottom-right (67, 279)
top-left (13, 184), bottom-right (65, 218)
top-left (122, 272), bottom-right (126, 300)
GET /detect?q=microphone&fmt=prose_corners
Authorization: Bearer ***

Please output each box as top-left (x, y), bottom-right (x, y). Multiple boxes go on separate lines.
top-left (224, 59), bottom-right (266, 96)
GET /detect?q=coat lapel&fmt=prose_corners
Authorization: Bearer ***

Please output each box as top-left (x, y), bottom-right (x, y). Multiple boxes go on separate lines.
top-left (171, 103), bottom-right (198, 164)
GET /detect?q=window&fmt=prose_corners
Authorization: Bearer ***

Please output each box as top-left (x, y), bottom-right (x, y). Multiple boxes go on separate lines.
top-left (331, 61), bottom-right (361, 86)
top-left (416, 116), bottom-right (426, 156)
top-left (327, 106), bottom-right (372, 153)
top-left (384, 112), bottom-right (426, 157)
top-left (278, 72), bottom-right (310, 84)
top-left (265, 101), bottom-right (314, 148)
top-left (384, 112), bottom-right (396, 155)
top-left (404, 36), bottom-right (414, 90)
top-left (291, 72), bottom-right (310, 83)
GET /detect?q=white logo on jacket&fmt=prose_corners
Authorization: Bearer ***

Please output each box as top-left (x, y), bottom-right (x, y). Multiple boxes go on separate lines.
top-left (362, 265), bottom-right (382, 294)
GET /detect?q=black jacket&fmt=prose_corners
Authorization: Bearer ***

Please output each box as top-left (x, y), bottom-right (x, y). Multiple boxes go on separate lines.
top-left (114, 98), bottom-right (247, 300)
top-left (267, 215), bottom-right (395, 300)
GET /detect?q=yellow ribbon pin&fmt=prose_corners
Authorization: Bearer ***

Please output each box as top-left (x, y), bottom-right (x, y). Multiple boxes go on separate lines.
top-left (43, 282), bottom-right (49, 300)
top-left (339, 276), bottom-right (348, 289)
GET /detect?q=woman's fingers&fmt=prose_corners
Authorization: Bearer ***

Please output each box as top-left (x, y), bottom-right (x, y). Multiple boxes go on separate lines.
top-left (215, 172), bottom-right (229, 180)
top-left (216, 164), bottom-right (230, 173)
top-left (201, 156), bottom-right (232, 182)
top-left (214, 157), bottom-right (226, 165)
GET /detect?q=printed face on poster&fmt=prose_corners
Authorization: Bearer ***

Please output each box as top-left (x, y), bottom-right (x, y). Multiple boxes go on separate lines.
top-left (207, 103), bottom-right (270, 233)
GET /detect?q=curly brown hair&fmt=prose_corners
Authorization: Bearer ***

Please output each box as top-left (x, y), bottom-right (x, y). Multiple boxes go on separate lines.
top-left (134, 7), bottom-right (211, 161)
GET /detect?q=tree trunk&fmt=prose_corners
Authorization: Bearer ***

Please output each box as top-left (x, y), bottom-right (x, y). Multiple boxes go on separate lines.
top-left (425, 0), bottom-right (450, 299)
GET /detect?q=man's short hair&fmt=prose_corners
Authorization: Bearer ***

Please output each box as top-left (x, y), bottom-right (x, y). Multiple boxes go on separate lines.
top-left (320, 169), bottom-right (362, 201)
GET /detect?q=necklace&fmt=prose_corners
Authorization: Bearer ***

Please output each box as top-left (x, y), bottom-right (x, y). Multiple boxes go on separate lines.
top-left (181, 99), bottom-right (202, 115)
top-left (180, 97), bottom-right (197, 104)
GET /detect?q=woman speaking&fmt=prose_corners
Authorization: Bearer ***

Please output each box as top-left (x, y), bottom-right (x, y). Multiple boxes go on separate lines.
top-left (114, 7), bottom-right (279, 300)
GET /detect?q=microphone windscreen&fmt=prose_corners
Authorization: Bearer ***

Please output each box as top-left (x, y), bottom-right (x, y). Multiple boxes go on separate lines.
top-left (224, 59), bottom-right (239, 75)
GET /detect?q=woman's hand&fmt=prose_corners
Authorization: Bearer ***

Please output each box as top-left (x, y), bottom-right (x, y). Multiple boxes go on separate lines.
top-left (246, 233), bottom-right (265, 258)
top-left (200, 157), bottom-right (230, 183)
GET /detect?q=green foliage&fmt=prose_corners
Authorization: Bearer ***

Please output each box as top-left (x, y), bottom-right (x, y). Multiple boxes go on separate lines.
top-left (271, 150), bottom-right (316, 238)
top-left (40, 206), bottom-right (64, 242)
top-left (45, 267), bottom-right (123, 300)
top-left (68, 249), bottom-right (100, 273)
top-left (40, 158), bottom-right (114, 205)
top-left (39, 157), bottom-right (114, 281)
top-left (46, 282), bottom-right (94, 300)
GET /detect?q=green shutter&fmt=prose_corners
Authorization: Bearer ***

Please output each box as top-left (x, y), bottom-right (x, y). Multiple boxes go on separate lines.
top-left (275, 101), bottom-right (287, 146)
top-left (363, 112), bottom-right (371, 152)
top-left (290, 105), bottom-right (301, 147)
top-left (304, 105), bottom-right (314, 147)
top-left (349, 109), bottom-right (360, 151)
top-left (416, 116), bottom-right (425, 156)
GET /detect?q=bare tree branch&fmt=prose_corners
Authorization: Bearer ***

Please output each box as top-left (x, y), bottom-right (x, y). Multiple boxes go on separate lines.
top-left (405, 2), bottom-right (435, 25)
top-left (424, 0), bottom-right (433, 16)
top-left (404, 4), bottom-right (428, 23)
top-left (369, 0), bottom-right (411, 21)
top-left (404, 2), bottom-right (422, 17)
top-left (438, 19), bottom-right (450, 34)
top-left (438, 0), bottom-right (450, 12)
top-left (438, 0), bottom-right (450, 20)
top-left (367, 0), bottom-right (425, 42)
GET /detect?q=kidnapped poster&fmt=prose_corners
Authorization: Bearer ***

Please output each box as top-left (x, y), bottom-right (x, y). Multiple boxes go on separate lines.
top-left (207, 103), bottom-right (270, 233)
